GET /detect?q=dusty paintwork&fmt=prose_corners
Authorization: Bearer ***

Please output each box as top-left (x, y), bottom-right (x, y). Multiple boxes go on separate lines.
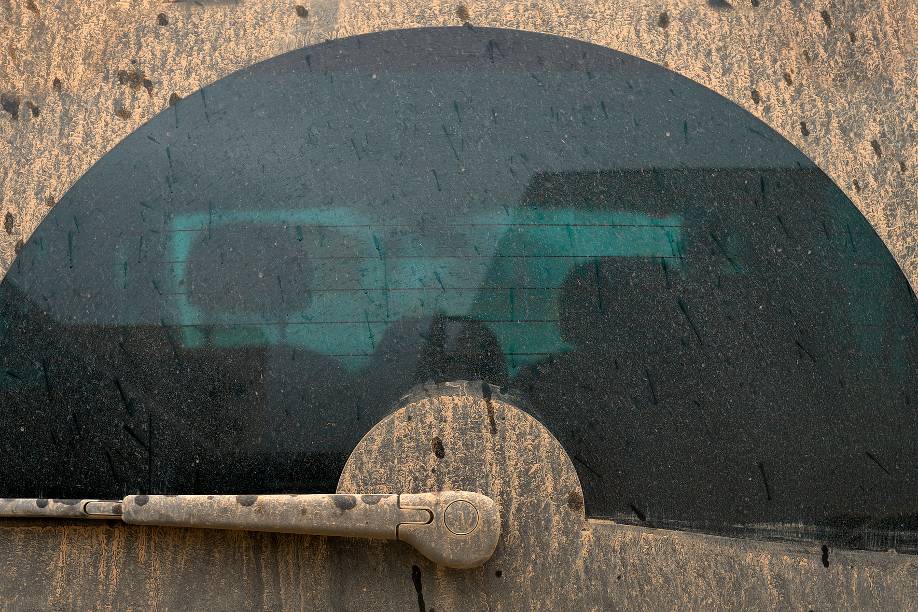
top-left (0, 1), bottom-right (916, 608)
top-left (0, 382), bottom-right (915, 609)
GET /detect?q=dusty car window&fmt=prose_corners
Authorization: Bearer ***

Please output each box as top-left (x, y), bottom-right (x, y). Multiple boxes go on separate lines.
top-left (1, 27), bottom-right (915, 552)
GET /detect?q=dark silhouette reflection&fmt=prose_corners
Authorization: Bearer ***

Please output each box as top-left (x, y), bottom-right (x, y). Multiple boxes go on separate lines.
top-left (511, 169), bottom-right (918, 551)
top-left (416, 315), bottom-right (508, 386)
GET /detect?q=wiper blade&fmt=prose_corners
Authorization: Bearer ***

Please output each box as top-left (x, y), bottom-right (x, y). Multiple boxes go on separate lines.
top-left (0, 491), bottom-right (500, 569)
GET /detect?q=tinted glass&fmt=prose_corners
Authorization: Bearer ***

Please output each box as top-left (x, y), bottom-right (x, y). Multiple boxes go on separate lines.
top-left (1, 28), bottom-right (916, 552)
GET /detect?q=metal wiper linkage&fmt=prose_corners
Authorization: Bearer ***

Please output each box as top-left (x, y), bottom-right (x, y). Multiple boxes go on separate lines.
top-left (0, 491), bottom-right (500, 569)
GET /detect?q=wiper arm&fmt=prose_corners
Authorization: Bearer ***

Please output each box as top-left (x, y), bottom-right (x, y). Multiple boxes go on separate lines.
top-left (0, 491), bottom-right (500, 569)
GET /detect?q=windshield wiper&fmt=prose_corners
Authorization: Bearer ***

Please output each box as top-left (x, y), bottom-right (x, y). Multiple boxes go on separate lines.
top-left (0, 491), bottom-right (500, 569)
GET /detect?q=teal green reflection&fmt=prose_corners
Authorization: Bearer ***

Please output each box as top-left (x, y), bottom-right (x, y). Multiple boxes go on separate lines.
top-left (166, 207), bottom-right (683, 372)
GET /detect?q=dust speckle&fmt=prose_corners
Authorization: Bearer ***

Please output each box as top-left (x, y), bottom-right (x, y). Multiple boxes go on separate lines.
top-left (157, 13), bottom-right (169, 26)
top-left (431, 436), bottom-right (445, 459)
top-left (707, 0), bottom-right (734, 10)
top-left (331, 495), bottom-right (357, 511)
top-left (567, 490), bottom-right (584, 511)
top-left (657, 11), bottom-right (670, 28)
top-left (1, 93), bottom-right (20, 119)
top-left (870, 139), bottom-right (882, 158)
top-left (411, 565), bottom-right (425, 612)
top-left (117, 69), bottom-right (154, 96)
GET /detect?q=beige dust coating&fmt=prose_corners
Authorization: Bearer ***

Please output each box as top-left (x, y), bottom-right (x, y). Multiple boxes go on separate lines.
top-left (0, 2), bottom-right (916, 609)
top-left (0, 0), bottom-right (915, 286)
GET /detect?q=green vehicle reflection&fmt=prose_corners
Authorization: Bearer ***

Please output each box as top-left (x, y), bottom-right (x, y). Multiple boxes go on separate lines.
top-left (167, 207), bottom-right (682, 373)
